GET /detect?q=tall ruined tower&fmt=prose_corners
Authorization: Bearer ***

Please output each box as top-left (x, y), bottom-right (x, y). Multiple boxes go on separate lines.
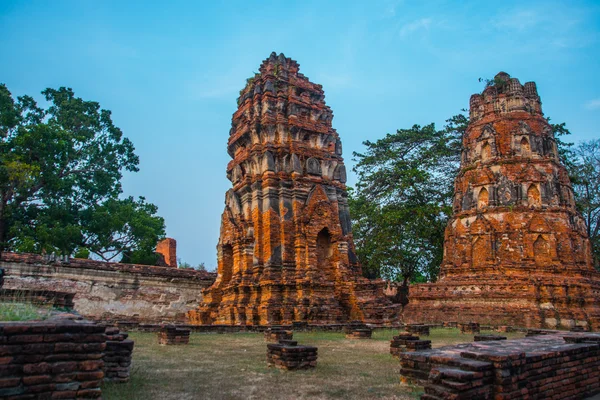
top-left (188, 53), bottom-right (398, 326)
top-left (404, 72), bottom-right (600, 329)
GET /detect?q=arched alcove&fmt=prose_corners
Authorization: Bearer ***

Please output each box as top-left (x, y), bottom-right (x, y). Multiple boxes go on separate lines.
top-left (520, 137), bottom-right (531, 155)
top-left (478, 187), bottom-right (489, 208)
top-left (481, 142), bottom-right (492, 161)
top-left (471, 236), bottom-right (489, 267)
top-left (316, 228), bottom-right (335, 281)
top-left (533, 235), bottom-right (551, 266)
top-left (527, 184), bottom-right (541, 206)
top-left (220, 244), bottom-right (234, 284)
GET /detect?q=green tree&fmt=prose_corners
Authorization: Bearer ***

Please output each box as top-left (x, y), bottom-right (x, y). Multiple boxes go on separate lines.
top-left (0, 84), bottom-right (165, 262)
top-left (568, 139), bottom-right (600, 270)
top-left (350, 114), bottom-right (467, 285)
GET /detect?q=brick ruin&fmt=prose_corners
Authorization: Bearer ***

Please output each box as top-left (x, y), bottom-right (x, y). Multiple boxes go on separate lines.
top-left (156, 238), bottom-right (177, 267)
top-left (1, 252), bottom-right (215, 324)
top-left (400, 332), bottom-right (600, 399)
top-left (403, 72), bottom-right (600, 330)
top-left (267, 341), bottom-right (318, 370)
top-left (0, 320), bottom-right (107, 399)
top-left (188, 53), bottom-right (398, 326)
top-left (157, 325), bottom-right (191, 345)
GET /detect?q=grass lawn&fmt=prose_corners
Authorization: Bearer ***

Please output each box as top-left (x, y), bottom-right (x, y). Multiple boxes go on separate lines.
top-left (102, 328), bottom-right (525, 400)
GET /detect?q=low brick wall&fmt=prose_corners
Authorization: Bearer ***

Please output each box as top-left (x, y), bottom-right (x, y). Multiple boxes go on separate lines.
top-left (400, 332), bottom-right (600, 399)
top-left (1, 252), bottom-right (216, 324)
top-left (0, 320), bottom-right (106, 399)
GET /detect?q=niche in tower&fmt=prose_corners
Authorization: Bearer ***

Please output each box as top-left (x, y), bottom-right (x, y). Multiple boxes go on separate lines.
top-left (527, 184), bottom-right (541, 207)
top-left (481, 141), bottom-right (492, 162)
top-left (316, 228), bottom-right (335, 281)
top-left (533, 235), bottom-right (551, 266)
top-left (478, 187), bottom-right (489, 209)
top-left (220, 244), bottom-right (234, 284)
top-left (520, 137), bottom-right (531, 156)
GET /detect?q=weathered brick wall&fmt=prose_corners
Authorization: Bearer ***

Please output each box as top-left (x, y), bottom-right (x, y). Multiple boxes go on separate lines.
top-left (400, 333), bottom-right (600, 400)
top-left (0, 321), bottom-right (106, 399)
top-left (0, 253), bottom-right (216, 324)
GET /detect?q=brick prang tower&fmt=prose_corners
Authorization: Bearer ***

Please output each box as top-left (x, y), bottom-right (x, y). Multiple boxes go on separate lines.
top-left (403, 72), bottom-right (600, 330)
top-left (188, 52), bottom-right (398, 326)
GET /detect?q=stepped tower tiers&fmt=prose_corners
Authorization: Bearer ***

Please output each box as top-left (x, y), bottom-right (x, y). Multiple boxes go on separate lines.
top-left (188, 53), bottom-right (399, 326)
top-left (403, 72), bottom-right (600, 330)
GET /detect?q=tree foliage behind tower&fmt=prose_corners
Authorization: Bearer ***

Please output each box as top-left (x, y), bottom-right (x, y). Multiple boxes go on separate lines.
top-left (350, 114), bottom-right (467, 284)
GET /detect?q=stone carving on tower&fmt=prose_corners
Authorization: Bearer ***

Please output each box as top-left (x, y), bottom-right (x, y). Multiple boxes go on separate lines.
top-left (403, 72), bottom-right (600, 329)
top-left (188, 53), bottom-right (398, 326)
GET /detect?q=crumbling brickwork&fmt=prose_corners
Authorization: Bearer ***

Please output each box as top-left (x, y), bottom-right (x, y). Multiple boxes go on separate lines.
top-left (400, 333), bottom-right (600, 399)
top-left (188, 53), bottom-right (398, 326)
top-left (1, 252), bottom-right (215, 324)
top-left (0, 321), bottom-right (106, 399)
top-left (103, 327), bottom-right (134, 382)
top-left (156, 238), bottom-right (177, 268)
top-left (267, 342), bottom-right (318, 370)
top-left (157, 325), bottom-right (191, 345)
top-left (403, 72), bottom-right (600, 330)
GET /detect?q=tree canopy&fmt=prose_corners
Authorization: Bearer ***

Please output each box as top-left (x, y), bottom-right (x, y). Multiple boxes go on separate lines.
top-left (0, 84), bottom-right (165, 263)
top-left (350, 114), bottom-right (467, 284)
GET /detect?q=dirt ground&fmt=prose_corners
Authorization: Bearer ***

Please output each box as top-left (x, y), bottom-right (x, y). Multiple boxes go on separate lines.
top-left (102, 328), bottom-right (525, 400)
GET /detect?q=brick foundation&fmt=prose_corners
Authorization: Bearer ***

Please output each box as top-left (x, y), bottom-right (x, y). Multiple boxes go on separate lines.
top-left (157, 325), bottom-right (191, 345)
top-left (103, 327), bottom-right (134, 383)
top-left (390, 333), bottom-right (432, 358)
top-left (459, 322), bottom-right (480, 334)
top-left (266, 342), bottom-right (318, 370)
top-left (264, 328), bottom-right (293, 343)
top-left (406, 324), bottom-right (430, 336)
top-left (400, 332), bottom-right (600, 399)
top-left (474, 334), bottom-right (506, 342)
top-left (0, 320), bottom-right (106, 399)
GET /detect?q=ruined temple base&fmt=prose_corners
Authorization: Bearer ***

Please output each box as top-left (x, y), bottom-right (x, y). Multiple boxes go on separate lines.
top-left (403, 272), bottom-right (600, 331)
top-left (400, 332), bottom-right (600, 399)
top-left (189, 279), bottom-right (400, 326)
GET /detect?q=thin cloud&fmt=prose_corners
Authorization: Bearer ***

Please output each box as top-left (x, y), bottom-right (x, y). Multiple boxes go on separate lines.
top-left (585, 99), bottom-right (600, 110)
top-left (492, 10), bottom-right (541, 31)
top-left (399, 18), bottom-right (432, 37)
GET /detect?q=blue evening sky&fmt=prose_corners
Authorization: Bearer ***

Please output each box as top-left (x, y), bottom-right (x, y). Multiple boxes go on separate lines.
top-left (1, 1), bottom-right (599, 268)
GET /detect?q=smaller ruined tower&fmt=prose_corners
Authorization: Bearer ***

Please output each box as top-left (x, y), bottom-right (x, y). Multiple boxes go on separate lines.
top-left (404, 72), bottom-right (600, 329)
top-left (188, 53), bottom-right (398, 326)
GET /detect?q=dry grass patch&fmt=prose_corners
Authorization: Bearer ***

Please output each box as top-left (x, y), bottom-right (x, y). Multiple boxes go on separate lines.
top-left (102, 328), bottom-right (525, 400)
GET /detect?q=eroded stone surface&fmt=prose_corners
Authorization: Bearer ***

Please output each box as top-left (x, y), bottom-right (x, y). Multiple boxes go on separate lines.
top-left (403, 73), bottom-right (600, 330)
top-left (1, 252), bottom-right (215, 324)
top-left (188, 53), bottom-right (398, 326)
